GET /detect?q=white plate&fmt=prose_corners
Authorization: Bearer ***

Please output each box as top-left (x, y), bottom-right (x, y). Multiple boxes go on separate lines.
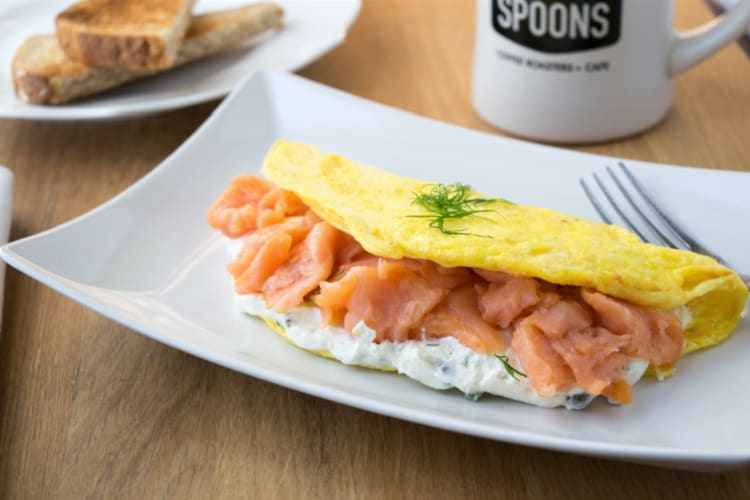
top-left (2, 71), bottom-right (750, 471)
top-left (0, 0), bottom-right (360, 120)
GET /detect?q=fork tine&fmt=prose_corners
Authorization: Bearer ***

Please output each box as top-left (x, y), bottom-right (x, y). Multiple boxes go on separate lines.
top-left (588, 172), bottom-right (650, 242)
top-left (582, 164), bottom-right (750, 288)
top-left (606, 165), bottom-right (681, 249)
top-left (617, 162), bottom-right (698, 251)
top-left (579, 178), bottom-right (615, 224)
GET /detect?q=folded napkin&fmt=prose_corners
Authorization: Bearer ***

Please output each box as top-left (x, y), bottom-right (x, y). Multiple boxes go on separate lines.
top-left (0, 167), bottom-right (13, 331)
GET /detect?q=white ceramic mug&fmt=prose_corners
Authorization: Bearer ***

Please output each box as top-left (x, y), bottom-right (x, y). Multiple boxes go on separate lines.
top-left (472, 0), bottom-right (750, 143)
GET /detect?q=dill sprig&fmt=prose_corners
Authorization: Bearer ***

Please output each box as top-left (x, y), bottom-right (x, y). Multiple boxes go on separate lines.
top-left (303, 287), bottom-right (321, 307)
top-left (408, 183), bottom-right (497, 237)
top-left (495, 354), bottom-right (527, 381)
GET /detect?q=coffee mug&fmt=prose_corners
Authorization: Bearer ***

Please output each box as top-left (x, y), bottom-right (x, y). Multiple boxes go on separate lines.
top-left (472, 0), bottom-right (750, 143)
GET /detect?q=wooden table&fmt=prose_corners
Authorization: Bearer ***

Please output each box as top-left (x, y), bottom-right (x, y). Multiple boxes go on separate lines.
top-left (1, 1), bottom-right (749, 498)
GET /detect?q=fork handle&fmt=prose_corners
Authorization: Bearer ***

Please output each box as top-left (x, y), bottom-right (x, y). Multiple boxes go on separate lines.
top-left (669, 0), bottom-right (750, 75)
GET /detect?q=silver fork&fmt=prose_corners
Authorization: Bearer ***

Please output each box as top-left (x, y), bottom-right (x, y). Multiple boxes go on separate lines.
top-left (580, 162), bottom-right (750, 288)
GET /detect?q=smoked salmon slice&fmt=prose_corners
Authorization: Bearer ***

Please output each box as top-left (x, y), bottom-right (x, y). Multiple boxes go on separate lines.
top-left (207, 175), bottom-right (306, 237)
top-left (581, 289), bottom-right (683, 367)
top-left (419, 284), bottom-right (505, 354)
top-left (262, 221), bottom-right (339, 312)
top-left (478, 275), bottom-right (541, 329)
top-left (317, 259), bottom-right (447, 342)
top-left (227, 215), bottom-right (316, 294)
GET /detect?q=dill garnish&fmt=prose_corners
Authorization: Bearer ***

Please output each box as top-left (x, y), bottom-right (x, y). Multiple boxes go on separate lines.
top-left (304, 287), bottom-right (321, 307)
top-left (408, 183), bottom-right (497, 237)
top-left (494, 354), bottom-right (527, 381)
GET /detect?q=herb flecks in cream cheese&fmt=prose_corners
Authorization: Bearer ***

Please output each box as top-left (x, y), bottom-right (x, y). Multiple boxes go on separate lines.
top-left (235, 294), bottom-right (650, 410)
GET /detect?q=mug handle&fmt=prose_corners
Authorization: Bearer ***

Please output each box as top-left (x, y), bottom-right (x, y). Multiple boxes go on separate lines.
top-left (669, 0), bottom-right (750, 75)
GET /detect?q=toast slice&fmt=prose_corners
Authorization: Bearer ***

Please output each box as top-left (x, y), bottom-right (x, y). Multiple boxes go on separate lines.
top-left (55, 0), bottom-right (197, 70)
top-left (13, 3), bottom-right (284, 105)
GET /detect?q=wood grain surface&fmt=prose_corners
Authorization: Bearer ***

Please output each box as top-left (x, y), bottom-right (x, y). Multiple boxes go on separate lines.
top-left (1, 1), bottom-right (749, 498)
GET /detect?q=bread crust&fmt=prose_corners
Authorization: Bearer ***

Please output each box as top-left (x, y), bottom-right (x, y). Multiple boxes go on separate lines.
top-left (55, 0), bottom-right (196, 70)
top-left (13, 4), bottom-right (284, 105)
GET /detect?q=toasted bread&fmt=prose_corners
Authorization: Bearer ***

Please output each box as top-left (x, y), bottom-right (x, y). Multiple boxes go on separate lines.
top-left (55, 0), bottom-right (197, 70)
top-left (13, 3), bottom-right (284, 105)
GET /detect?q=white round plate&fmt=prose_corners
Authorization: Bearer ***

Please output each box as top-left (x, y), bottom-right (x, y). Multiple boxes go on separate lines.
top-left (0, 0), bottom-right (361, 120)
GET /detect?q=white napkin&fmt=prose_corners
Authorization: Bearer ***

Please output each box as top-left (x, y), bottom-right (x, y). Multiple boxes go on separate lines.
top-left (0, 167), bottom-right (13, 331)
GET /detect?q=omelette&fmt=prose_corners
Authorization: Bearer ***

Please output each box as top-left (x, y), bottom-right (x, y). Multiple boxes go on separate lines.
top-left (207, 140), bottom-right (748, 409)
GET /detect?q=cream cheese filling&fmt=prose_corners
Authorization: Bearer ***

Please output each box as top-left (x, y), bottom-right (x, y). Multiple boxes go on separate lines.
top-left (235, 293), bottom-right (650, 409)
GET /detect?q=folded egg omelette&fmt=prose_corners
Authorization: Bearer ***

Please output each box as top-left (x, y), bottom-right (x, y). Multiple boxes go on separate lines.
top-left (213, 140), bottom-right (748, 409)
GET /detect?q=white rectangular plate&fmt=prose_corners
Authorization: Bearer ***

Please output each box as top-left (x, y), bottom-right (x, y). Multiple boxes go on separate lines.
top-left (2, 71), bottom-right (749, 471)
